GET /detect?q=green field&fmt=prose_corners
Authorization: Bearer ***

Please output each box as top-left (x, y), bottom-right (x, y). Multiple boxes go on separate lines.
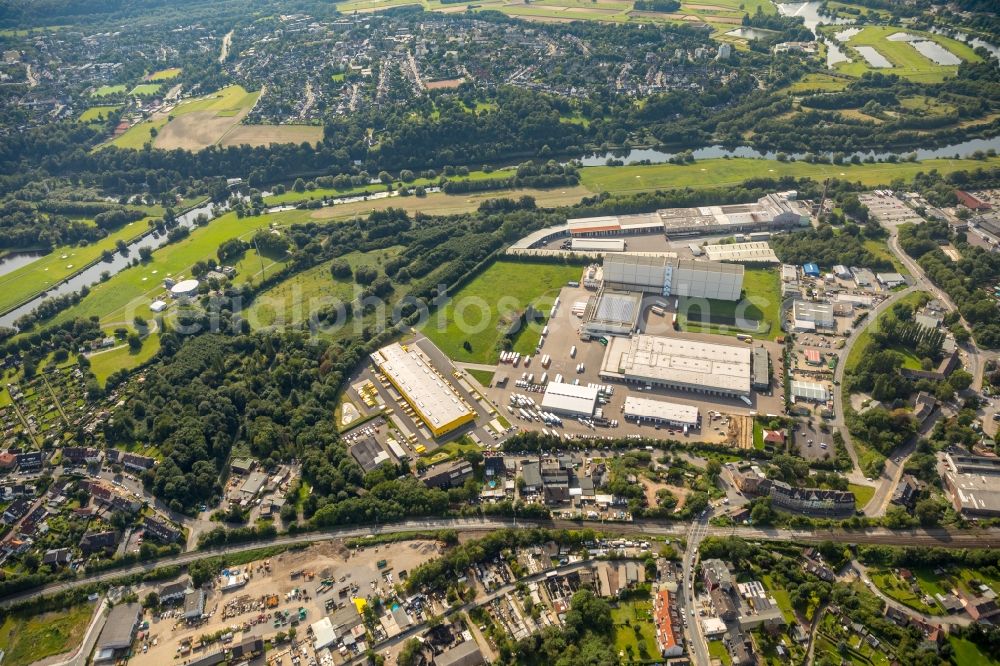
top-left (580, 155), bottom-right (1000, 194)
top-left (262, 169), bottom-right (503, 206)
top-left (79, 105), bottom-right (120, 122)
top-left (833, 26), bottom-right (981, 83)
top-left (129, 83), bottom-right (162, 96)
top-left (863, 238), bottom-right (908, 275)
top-left (678, 267), bottom-right (782, 340)
top-left (246, 246), bottom-right (404, 328)
top-left (91, 84), bottom-right (127, 97)
top-left (0, 603), bottom-right (95, 666)
top-left (0, 217), bottom-right (156, 315)
top-left (848, 482), bottom-right (875, 509)
top-left (784, 72), bottom-right (851, 94)
top-left (148, 67), bottom-right (182, 81)
top-left (611, 600), bottom-right (660, 662)
top-left (421, 260), bottom-right (581, 364)
top-left (844, 291), bottom-right (928, 374)
top-left (708, 639), bottom-right (732, 666)
top-left (89, 330), bottom-right (162, 385)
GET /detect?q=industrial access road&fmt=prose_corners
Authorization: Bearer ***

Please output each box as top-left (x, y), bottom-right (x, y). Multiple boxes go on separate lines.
top-left (6, 517), bottom-right (1000, 609)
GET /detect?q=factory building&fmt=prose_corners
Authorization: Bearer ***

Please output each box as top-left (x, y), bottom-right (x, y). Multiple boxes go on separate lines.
top-left (792, 300), bottom-right (835, 330)
top-left (942, 453), bottom-right (1000, 517)
top-left (790, 380), bottom-right (830, 403)
top-left (751, 345), bottom-right (770, 391)
top-left (600, 334), bottom-right (752, 397)
top-left (623, 396), bottom-right (700, 429)
top-left (581, 289), bottom-right (643, 338)
top-left (602, 254), bottom-right (744, 302)
top-left (370, 343), bottom-right (476, 438)
top-left (702, 242), bottom-right (779, 264)
top-left (540, 382), bottom-right (600, 417)
top-left (566, 193), bottom-right (807, 239)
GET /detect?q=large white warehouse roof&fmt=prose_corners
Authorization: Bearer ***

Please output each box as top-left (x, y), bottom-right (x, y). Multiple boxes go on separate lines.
top-left (600, 334), bottom-right (751, 396)
top-left (623, 396), bottom-right (699, 426)
top-left (541, 382), bottom-right (600, 417)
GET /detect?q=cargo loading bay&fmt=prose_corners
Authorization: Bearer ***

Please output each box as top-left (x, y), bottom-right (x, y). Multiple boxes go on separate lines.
top-left (481, 280), bottom-right (786, 447)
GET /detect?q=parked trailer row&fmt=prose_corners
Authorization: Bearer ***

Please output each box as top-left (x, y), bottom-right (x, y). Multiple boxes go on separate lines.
top-left (500, 351), bottom-right (523, 365)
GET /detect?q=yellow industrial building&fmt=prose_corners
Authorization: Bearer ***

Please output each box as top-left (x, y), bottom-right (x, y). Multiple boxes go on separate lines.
top-left (370, 342), bottom-right (476, 438)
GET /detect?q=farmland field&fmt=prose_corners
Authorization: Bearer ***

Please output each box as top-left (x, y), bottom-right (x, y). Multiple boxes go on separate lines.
top-left (219, 124), bottom-right (324, 147)
top-left (579, 155), bottom-right (1000, 193)
top-left (0, 602), bottom-right (96, 666)
top-left (108, 85), bottom-right (261, 150)
top-left (421, 259), bottom-right (581, 364)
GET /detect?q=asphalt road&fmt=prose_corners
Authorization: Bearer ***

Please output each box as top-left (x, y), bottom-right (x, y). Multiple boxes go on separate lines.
top-left (6, 517), bottom-right (1000, 609)
top-left (682, 516), bottom-right (711, 666)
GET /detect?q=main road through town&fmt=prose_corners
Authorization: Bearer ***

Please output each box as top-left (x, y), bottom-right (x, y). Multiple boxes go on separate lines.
top-left (5, 517), bottom-right (1000, 609)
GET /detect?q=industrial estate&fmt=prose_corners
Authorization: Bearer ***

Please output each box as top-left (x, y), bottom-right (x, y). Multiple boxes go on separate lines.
top-left (1, 1), bottom-right (1000, 666)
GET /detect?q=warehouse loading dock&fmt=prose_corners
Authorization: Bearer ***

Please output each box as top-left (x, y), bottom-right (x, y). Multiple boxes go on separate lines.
top-left (370, 343), bottom-right (476, 438)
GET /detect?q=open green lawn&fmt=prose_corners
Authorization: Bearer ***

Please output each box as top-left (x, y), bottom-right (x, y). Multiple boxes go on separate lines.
top-left (0, 217), bottom-right (156, 315)
top-left (580, 155), bottom-right (1000, 194)
top-left (844, 290), bottom-right (928, 374)
top-left (848, 482), bottom-right (875, 509)
top-left (79, 105), bottom-right (120, 122)
top-left (246, 246), bottom-right (403, 328)
top-left (91, 84), bottom-right (126, 97)
top-left (419, 434), bottom-right (481, 465)
top-left (678, 267), bottom-right (781, 340)
top-left (148, 67), bottom-right (182, 81)
top-left (833, 25), bottom-right (981, 83)
top-left (707, 639), bottom-right (732, 666)
top-left (0, 602), bottom-right (95, 666)
top-left (611, 600), bottom-right (660, 663)
top-left (89, 331), bottom-right (161, 386)
top-left (949, 636), bottom-right (1000, 666)
top-left (784, 72), bottom-right (851, 94)
top-left (761, 574), bottom-right (796, 624)
top-left (421, 260), bottom-right (580, 365)
top-left (129, 83), bottom-right (162, 96)
top-left (863, 238), bottom-right (908, 275)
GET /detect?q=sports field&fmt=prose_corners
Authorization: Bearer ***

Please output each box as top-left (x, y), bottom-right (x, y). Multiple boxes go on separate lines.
top-left (0, 602), bottom-right (96, 666)
top-left (91, 84), bottom-right (126, 97)
top-left (421, 259), bottom-right (581, 364)
top-left (108, 85), bottom-right (261, 150)
top-left (79, 105), bottom-right (120, 122)
top-left (833, 26), bottom-right (980, 82)
top-left (579, 155), bottom-right (1000, 193)
top-left (129, 83), bottom-right (162, 96)
top-left (147, 67), bottom-right (182, 81)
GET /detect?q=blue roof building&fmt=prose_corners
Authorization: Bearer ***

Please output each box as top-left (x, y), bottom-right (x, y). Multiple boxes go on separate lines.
top-left (802, 263), bottom-right (820, 277)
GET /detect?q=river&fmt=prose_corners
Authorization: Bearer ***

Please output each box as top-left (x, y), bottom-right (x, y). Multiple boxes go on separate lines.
top-left (0, 251), bottom-right (44, 279)
top-left (0, 200), bottom-right (219, 328)
top-left (574, 136), bottom-right (1000, 167)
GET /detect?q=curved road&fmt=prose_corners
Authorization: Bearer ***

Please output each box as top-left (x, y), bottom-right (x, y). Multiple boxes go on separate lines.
top-left (6, 517), bottom-right (1000, 609)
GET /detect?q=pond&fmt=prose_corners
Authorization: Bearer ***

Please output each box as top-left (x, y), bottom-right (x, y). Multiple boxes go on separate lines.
top-left (886, 31), bottom-right (963, 65)
top-left (825, 40), bottom-right (851, 67)
top-left (774, 1), bottom-right (852, 34)
top-left (725, 27), bottom-right (776, 41)
top-left (929, 27), bottom-right (1000, 60)
top-left (854, 46), bottom-right (894, 68)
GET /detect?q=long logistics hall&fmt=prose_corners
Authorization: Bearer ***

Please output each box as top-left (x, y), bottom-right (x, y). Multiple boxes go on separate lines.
top-left (370, 342), bottom-right (476, 438)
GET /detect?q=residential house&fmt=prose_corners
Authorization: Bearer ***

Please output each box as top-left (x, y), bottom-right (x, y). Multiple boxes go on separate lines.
top-left (143, 516), bottom-right (182, 543)
top-left (159, 580), bottom-right (190, 605)
top-left (421, 459), bottom-right (473, 490)
top-left (42, 547), bottom-right (72, 566)
top-left (80, 530), bottom-right (120, 555)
